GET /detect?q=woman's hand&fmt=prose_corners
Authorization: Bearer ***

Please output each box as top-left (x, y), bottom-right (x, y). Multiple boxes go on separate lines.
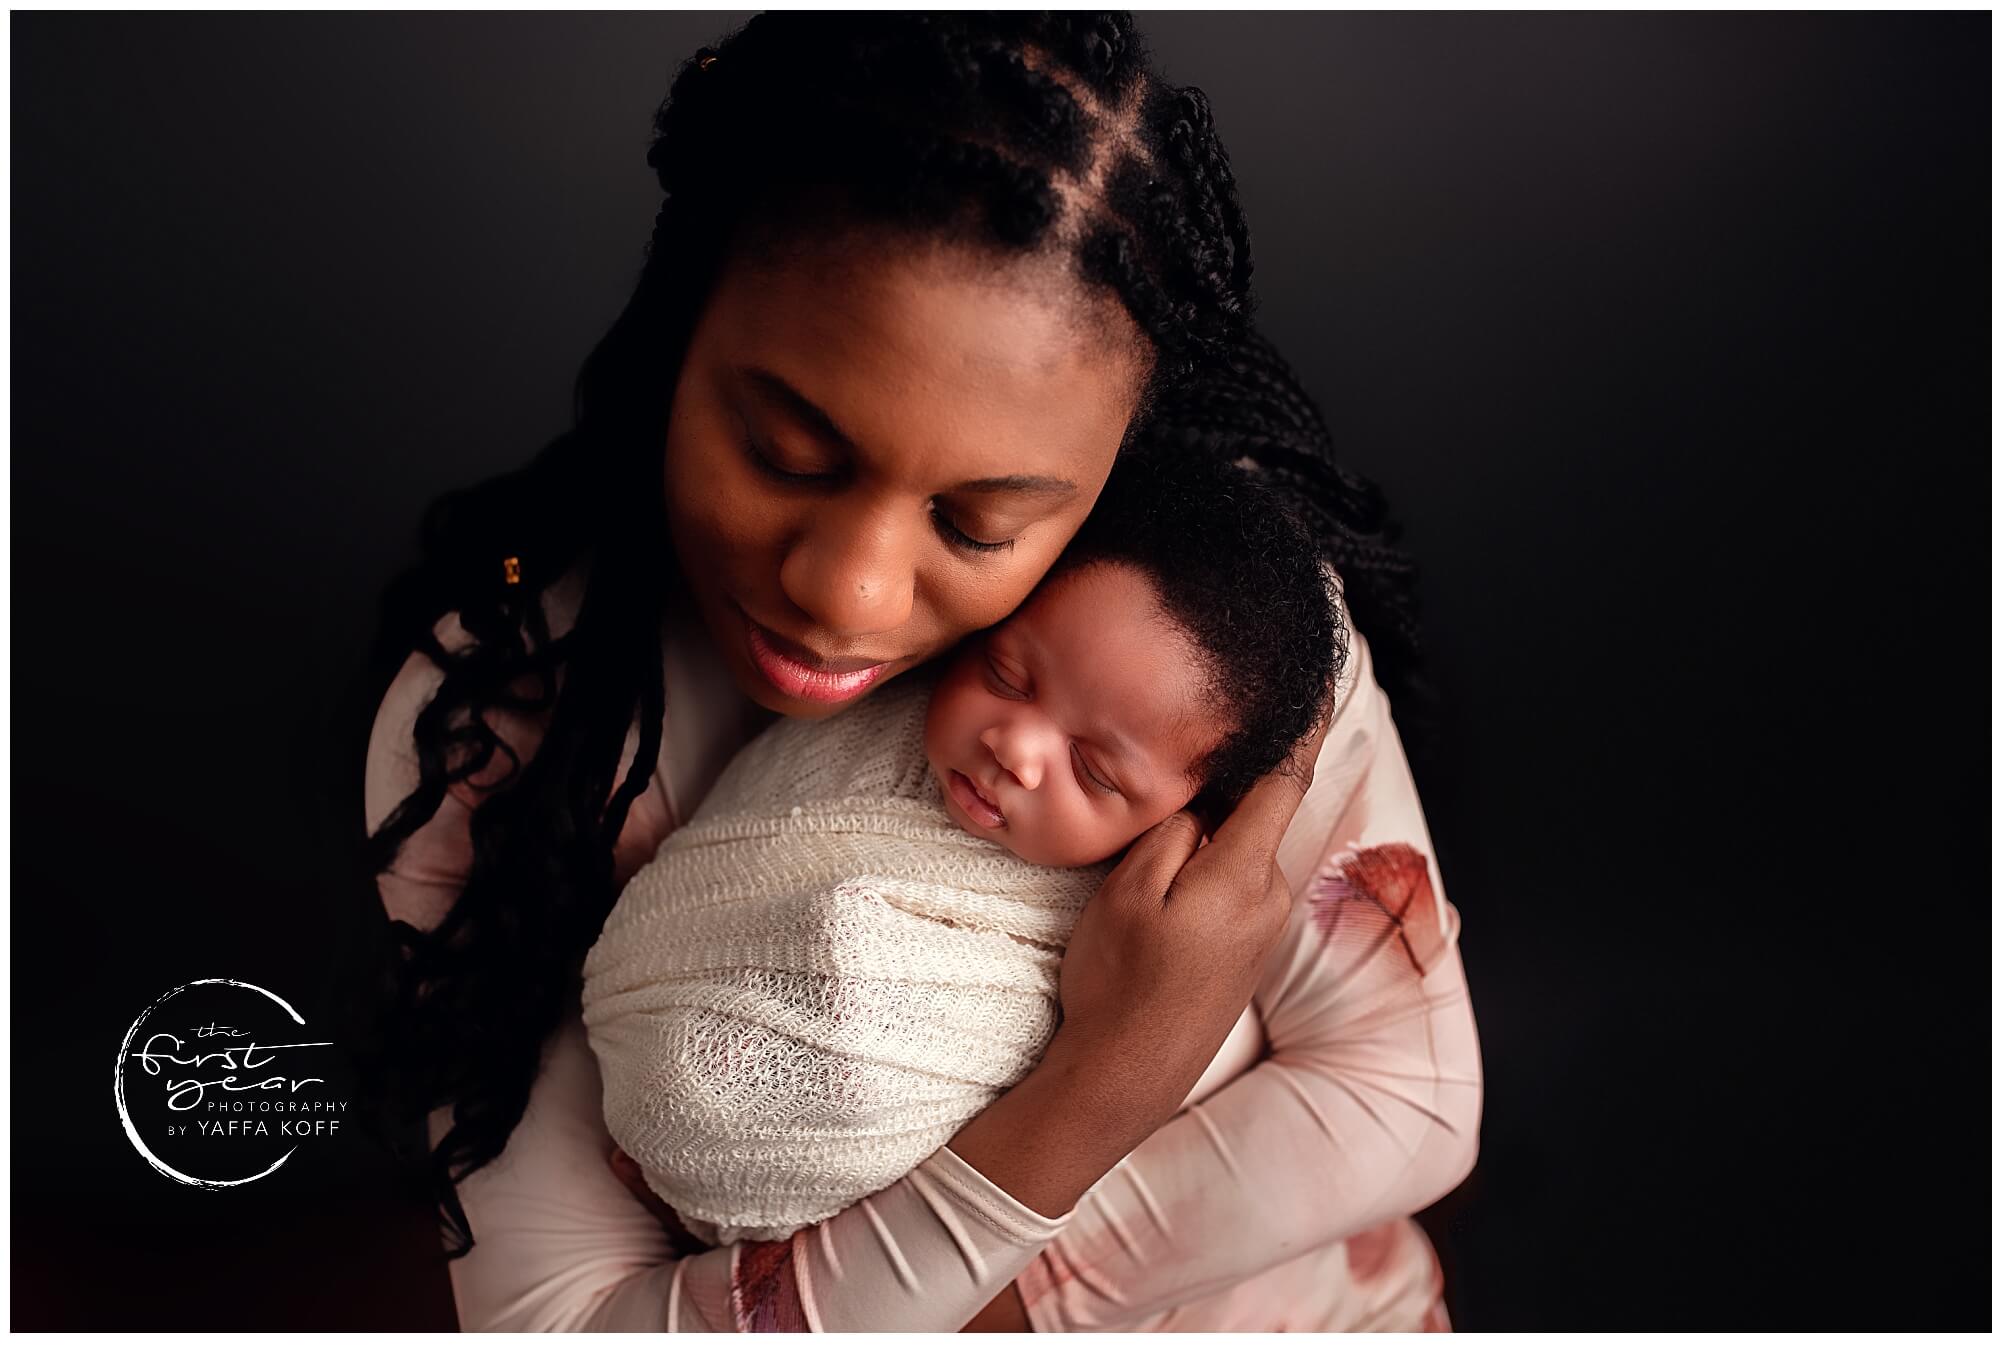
top-left (1051, 714), bottom-right (1331, 1138)
top-left (946, 716), bottom-right (1331, 1221)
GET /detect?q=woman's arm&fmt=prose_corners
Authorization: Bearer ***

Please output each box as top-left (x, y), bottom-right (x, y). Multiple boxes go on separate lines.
top-left (366, 634), bottom-right (1295, 1331)
top-left (426, 1013), bottom-right (1106, 1331)
top-left (1011, 631), bottom-right (1485, 1332)
top-left (368, 640), bottom-right (1093, 1330)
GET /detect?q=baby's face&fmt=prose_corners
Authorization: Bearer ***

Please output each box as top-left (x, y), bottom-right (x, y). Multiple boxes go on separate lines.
top-left (923, 562), bottom-right (1229, 868)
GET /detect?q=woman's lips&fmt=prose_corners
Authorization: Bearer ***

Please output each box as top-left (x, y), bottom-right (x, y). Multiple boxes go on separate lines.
top-left (947, 769), bottom-right (1006, 829)
top-left (740, 613), bottom-right (889, 704)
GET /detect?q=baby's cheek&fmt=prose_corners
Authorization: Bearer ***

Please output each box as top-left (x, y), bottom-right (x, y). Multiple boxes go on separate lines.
top-left (1078, 799), bottom-right (1176, 868)
top-left (1085, 811), bottom-right (1134, 868)
top-left (1028, 798), bottom-right (1125, 869)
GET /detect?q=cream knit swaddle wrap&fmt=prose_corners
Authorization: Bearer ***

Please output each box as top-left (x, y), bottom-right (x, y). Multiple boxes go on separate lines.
top-left (581, 673), bottom-right (1109, 1245)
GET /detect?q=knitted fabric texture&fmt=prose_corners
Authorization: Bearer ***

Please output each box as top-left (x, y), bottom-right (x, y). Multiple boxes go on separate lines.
top-left (580, 672), bottom-right (1110, 1245)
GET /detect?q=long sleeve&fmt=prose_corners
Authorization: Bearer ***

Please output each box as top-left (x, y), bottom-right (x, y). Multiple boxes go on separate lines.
top-left (1015, 626), bottom-right (1485, 1332)
top-left (422, 1014), bottom-right (1074, 1332)
top-left (365, 627), bottom-right (1078, 1332)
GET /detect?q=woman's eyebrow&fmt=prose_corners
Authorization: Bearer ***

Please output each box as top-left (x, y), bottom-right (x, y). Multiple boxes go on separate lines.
top-left (742, 367), bottom-right (859, 454)
top-left (952, 474), bottom-right (1078, 498)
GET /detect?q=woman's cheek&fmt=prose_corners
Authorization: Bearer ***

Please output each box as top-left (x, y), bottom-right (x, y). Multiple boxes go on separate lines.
top-left (678, 472), bottom-right (788, 574)
top-left (928, 559), bottom-right (1047, 638)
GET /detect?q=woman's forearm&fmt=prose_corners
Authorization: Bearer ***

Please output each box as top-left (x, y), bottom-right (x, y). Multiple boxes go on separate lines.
top-left (1017, 902), bottom-right (1482, 1330)
top-left (946, 1030), bottom-right (1164, 1220)
top-left (436, 1012), bottom-right (1085, 1332)
top-left (944, 1054), bottom-right (1146, 1333)
top-left (1014, 655), bottom-right (1486, 1332)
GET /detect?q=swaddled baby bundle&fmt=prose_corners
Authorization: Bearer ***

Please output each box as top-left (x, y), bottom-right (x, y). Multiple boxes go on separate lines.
top-left (581, 673), bottom-right (1109, 1245)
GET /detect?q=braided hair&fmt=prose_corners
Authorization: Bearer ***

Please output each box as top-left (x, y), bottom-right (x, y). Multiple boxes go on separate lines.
top-left (1131, 326), bottom-right (1434, 746)
top-left (351, 12), bottom-right (1264, 1256)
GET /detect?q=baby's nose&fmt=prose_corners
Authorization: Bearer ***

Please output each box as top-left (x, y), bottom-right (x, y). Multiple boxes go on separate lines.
top-left (981, 725), bottom-right (1042, 792)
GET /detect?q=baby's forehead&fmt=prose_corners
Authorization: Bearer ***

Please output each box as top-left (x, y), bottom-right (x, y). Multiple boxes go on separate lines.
top-left (997, 563), bottom-right (1224, 773)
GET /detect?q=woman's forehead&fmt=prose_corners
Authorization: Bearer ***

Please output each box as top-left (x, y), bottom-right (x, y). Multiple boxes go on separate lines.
top-left (703, 239), bottom-right (1145, 482)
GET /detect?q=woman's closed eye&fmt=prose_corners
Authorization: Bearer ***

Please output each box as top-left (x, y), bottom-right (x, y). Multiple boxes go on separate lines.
top-left (741, 431), bottom-right (1014, 555)
top-left (741, 431), bottom-right (839, 485)
top-left (931, 503), bottom-right (1014, 555)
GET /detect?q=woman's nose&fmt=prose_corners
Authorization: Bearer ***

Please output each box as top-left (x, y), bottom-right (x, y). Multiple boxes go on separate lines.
top-left (981, 721), bottom-right (1053, 793)
top-left (778, 497), bottom-right (918, 637)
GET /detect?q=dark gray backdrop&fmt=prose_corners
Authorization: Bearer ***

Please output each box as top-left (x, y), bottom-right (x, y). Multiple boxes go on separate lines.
top-left (13, 11), bottom-right (1989, 1331)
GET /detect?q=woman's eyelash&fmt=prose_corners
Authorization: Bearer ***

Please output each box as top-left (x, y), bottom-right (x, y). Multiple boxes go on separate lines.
top-left (1072, 743), bottom-right (1117, 796)
top-left (742, 428), bottom-right (1012, 557)
top-left (742, 439), bottom-right (1012, 555)
top-left (931, 503), bottom-right (1014, 555)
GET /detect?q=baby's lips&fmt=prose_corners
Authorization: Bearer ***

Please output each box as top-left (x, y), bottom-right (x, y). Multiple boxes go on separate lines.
top-left (948, 768), bottom-right (1007, 828)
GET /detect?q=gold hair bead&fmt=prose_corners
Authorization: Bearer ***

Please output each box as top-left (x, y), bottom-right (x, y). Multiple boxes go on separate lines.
top-left (502, 555), bottom-right (522, 586)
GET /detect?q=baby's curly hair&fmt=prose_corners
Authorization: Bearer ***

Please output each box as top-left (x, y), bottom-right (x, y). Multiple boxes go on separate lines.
top-left (1051, 434), bottom-right (1342, 826)
top-left (1046, 320), bottom-right (1435, 830)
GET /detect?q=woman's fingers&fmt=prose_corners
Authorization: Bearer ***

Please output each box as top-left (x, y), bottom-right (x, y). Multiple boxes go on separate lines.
top-left (1186, 764), bottom-right (1308, 884)
top-left (1186, 709), bottom-right (1333, 882)
top-left (1101, 809), bottom-right (1205, 910)
top-left (1041, 708), bottom-right (1339, 1141)
top-left (1060, 810), bottom-right (1203, 1019)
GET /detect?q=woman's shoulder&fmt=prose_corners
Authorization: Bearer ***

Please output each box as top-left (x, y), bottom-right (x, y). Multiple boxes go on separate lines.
top-left (363, 638), bottom-right (484, 934)
top-left (1277, 595), bottom-right (1454, 926)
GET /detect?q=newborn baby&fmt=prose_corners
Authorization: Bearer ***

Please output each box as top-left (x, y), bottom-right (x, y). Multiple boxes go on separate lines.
top-left (581, 453), bottom-right (1344, 1245)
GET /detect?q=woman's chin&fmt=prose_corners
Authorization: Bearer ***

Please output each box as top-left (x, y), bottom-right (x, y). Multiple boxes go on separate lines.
top-left (748, 686), bottom-right (858, 720)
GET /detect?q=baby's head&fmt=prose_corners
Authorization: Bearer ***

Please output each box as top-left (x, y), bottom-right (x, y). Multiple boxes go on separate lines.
top-left (924, 452), bottom-right (1344, 868)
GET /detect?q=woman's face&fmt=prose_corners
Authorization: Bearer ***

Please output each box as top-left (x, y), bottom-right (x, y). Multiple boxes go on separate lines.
top-left (663, 235), bottom-right (1149, 719)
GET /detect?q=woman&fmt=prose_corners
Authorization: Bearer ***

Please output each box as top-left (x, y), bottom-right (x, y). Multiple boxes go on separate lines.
top-left (357, 13), bottom-right (1481, 1332)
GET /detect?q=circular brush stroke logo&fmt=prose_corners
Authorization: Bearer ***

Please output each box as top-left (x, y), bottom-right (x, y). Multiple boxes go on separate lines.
top-left (114, 978), bottom-right (332, 1190)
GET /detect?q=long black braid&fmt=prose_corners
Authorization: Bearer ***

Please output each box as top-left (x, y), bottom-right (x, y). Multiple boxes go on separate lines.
top-left (349, 12), bottom-right (1265, 1257)
top-left (1039, 321), bottom-right (1432, 842)
top-left (1134, 326), bottom-right (1436, 751)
